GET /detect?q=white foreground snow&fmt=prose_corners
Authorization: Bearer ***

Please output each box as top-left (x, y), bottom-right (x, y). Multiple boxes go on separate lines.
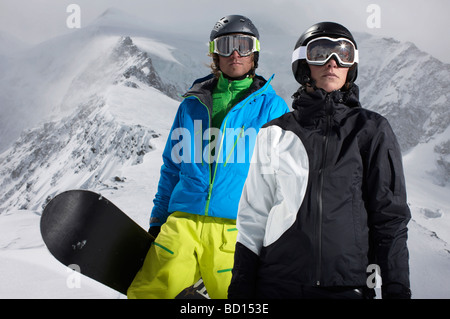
top-left (1, 140), bottom-right (450, 299)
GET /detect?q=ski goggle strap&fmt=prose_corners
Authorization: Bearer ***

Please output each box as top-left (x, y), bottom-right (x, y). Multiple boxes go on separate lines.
top-left (209, 34), bottom-right (260, 57)
top-left (292, 37), bottom-right (358, 67)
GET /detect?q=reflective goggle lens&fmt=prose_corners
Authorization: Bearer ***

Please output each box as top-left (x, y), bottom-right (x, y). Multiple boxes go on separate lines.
top-left (210, 35), bottom-right (259, 57)
top-left (306, 37), bottom-right (357, 66)
top-left (292, 37), bottom-right (358, 67)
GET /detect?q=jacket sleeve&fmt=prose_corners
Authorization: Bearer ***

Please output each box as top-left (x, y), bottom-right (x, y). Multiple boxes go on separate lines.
top-left (228, 127), bottom-right (278, 298)
top-left (366, 118), bottom-right (411, 298)
top-left (149, 107), bottom-right (183, 227)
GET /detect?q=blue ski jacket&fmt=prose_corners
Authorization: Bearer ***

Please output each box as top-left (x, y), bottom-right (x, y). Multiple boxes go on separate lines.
top-left (150, 74), bottom-right (289, 226)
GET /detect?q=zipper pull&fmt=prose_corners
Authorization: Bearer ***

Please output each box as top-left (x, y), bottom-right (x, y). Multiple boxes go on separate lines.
top-left (207, 185), bottom-right (213, 200)
top-left (239, 125), bottom-right (245, 138)
top-left (205, 184), bottom-right (213, 215)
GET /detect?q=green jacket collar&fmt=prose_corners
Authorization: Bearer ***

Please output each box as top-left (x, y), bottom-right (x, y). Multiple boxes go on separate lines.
top-left (215, 73), bottom-right (253, 93)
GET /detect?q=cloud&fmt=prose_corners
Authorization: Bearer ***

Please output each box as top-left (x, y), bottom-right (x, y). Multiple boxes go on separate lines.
top-left (0, 0), bottom-right (448, 63)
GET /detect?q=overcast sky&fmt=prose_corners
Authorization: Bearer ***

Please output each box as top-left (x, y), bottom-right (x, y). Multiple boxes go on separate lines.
top-left (0, 0), bottom-right (449, 63)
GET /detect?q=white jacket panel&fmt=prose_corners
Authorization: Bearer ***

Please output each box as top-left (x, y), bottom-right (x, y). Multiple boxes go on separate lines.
top-left (236, 125), bottom-right (309, 255)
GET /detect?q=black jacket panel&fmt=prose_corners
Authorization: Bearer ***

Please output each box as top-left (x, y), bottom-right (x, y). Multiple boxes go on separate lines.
top-left (229, 85), bottom-right (411, 298)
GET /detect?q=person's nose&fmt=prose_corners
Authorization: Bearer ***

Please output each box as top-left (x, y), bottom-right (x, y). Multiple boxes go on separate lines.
top-left (326, 57), bottom-right (338, 67)
top-left (230, 50), bottom-right (240, 58)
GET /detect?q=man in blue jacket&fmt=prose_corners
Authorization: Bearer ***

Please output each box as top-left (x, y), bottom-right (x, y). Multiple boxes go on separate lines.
top-left (127, 15), bottom-right (289, 299)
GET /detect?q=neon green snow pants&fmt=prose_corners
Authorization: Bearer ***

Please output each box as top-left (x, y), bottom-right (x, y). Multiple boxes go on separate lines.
top-left (127, 211), bottom-right (238, 299)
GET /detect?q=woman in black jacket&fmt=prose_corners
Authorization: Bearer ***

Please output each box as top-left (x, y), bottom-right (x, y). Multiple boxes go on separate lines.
top-left (228, 22), bottom-right (411, 299)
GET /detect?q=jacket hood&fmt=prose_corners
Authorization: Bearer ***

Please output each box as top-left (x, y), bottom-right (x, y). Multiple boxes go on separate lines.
top-left (292, 83), bottom-right (360, 110)
top-left (292, 83), bottom-right (361, 127)
top-left (183, 74), bottom-right (272, 109)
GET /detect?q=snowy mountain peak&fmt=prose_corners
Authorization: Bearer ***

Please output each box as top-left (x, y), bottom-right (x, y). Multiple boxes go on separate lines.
top-left (0, 33), bottom-right (183, 213)
top-left (354, 33), bottom-right (450, 152)
top-left (113, 36), bottom-right (179, 99)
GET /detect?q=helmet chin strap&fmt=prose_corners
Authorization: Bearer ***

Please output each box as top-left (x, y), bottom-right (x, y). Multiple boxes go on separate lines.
top-left (303, 76), bottom-right (319, 92)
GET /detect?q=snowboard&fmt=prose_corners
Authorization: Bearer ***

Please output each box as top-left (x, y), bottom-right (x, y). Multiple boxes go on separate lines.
top-left (40, 189), bottom-right (208, 298)
top-left (40, 189), bottom-right (153, 295)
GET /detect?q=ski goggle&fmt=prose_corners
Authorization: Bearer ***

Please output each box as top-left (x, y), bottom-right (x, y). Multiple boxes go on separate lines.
top-left (209, 34), bottom-right (260, 57)
top-left (292, 37), bottom-right (359, 67)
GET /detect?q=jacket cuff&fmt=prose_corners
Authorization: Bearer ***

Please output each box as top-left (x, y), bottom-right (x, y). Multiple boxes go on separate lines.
top-left (382, 283), bottom-right (411, 299)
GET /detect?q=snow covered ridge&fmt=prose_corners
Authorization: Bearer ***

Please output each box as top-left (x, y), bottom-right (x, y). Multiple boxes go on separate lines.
top-left (355, 34), bottom-right (450, 153)
top-left (0, 35), bottom-right (181, 213)
top-left (0, 95), bottom-right (161, 212)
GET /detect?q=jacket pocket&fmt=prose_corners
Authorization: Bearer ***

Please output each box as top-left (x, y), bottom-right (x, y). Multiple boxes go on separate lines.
top-left (220, 225), bottom-right (239, 253)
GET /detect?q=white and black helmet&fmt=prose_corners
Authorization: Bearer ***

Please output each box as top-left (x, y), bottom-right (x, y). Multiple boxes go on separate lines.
top-left (292, 22), bottom-right (358, 87)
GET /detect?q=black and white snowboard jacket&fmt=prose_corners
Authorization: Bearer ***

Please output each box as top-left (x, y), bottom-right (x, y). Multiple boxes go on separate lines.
top-left (228, 85), bottom-right (411, 298)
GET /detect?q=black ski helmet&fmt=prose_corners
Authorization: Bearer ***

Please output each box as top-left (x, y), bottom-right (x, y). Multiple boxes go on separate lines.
top-left (209, 15), bottom-right (260, 78)
top-left (210, 15), bottom-right (260, 41)
top-left (292, 22), bottom-right (358, 86)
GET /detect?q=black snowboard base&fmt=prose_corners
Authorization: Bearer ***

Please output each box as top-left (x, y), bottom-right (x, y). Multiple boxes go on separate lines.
top-left (41, 189), bottom-right (208, 299)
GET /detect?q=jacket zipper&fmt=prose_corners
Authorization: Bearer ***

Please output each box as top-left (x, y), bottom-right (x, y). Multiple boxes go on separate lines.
top-left (189, 77), bottom-right (273, 216)
top-left (316, 93), bottom-right (332, 286)
top-left (188, 96), bottom-right (213, 215)
top-left (221, 81), bottom-right (271, 168)
top-left (205, 116), bottom-right (228, 215)
top-left (224, 125), bottom-right (245, 167)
